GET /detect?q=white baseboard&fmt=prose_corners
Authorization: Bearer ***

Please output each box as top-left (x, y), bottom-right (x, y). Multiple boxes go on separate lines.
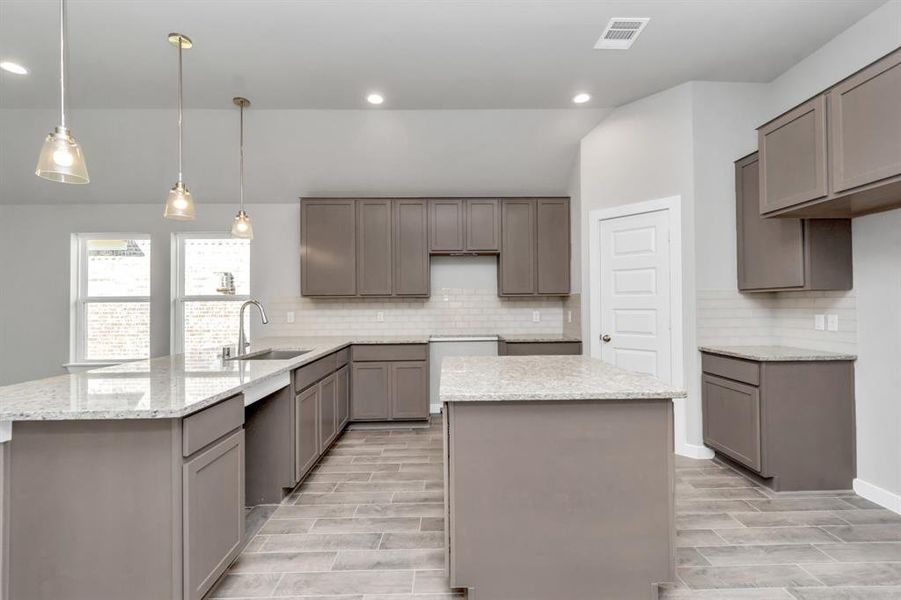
top-left (853, 478), bottom-right (901, 514)
top-left (676, 442), bottom-right (714, 460)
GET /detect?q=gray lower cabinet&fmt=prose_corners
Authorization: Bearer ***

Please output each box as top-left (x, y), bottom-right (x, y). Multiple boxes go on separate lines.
top-left (183, 429), bottom-right (245, 600)
top-left (497, 341), bottom-right (582, 356)
top-left (244, 385), bottom-right (295, 505)
top-left (701, 352), bottom-right (855, 491)
top-left (499, 198), bottom-right (571, 296)
top-left (336, 364), bottom-right (350, 430)
top-left (758, 48), bottom-right (901, 218)
top-left (357, 199), bottom-right (393, 296)
top-left (318, 373), bottom-right (338, 454)
top-left (295, 385), bottom-right (320, 481)
top-left (351, 344), bottom-right (429, 421)
top-left (301, 199), bottom-right (357, 296)
top-left (390, 362), bottom-right (428, 420)
top-left (350, 362), bottom-right (391, 420)
top-left (736, 152), bottom-right (852, 291)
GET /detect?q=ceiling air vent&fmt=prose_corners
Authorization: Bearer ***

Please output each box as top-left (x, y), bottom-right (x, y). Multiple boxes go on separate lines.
top-left (594, 18), bottom-right (650, 50)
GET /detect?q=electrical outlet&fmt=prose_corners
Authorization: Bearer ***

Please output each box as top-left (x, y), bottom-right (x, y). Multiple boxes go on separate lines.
top-left (827, 314), bottom-right (839, 332)
top-left (567, 310), bottom-right (573, 323)
top-left (376, 311), bottom-right (384, 322)
top-left (286, 311), bottom-right (295, 324)
top-left (814, 314), bottom-right (826, 331)
top-left (532, 311), bottom-right (540, 323)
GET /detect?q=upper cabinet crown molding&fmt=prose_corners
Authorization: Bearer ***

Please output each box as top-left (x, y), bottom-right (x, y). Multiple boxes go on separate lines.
top-left (758, 47), bottom-right (901, 218)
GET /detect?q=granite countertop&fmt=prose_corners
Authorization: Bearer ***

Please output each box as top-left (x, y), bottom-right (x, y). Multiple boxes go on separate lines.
top-left (698, 345), bottom-right (857, 362)
top-left (0, 335), bottom-right (428, 422)
top-left (440, 356), bottom-right (685, 402)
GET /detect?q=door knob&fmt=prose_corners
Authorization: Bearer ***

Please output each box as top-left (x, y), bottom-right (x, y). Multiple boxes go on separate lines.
top-left (601, 334), bottom-right (612, 342)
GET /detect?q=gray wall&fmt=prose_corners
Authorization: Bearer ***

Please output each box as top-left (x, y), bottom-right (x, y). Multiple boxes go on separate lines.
top-left (0, 203), bottom-right (298, 385)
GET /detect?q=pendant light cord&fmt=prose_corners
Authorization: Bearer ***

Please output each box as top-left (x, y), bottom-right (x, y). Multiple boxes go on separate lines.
top-left (239, 103), bottom-right (245, 211)
top-left (59, 0), bottom-right (66, 129)
top-left (177, 38), bottom-right (184, 183)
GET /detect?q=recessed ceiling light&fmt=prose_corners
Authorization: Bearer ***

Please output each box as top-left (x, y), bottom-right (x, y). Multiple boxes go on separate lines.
top-left (367, 93), bottom-right (384, 105)
top-left (573, 93), bottom-right (591, 104)
top-left (0, 61), bottom-right (28, 75)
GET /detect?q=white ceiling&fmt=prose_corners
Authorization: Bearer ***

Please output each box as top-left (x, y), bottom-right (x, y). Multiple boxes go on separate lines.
top-left (0, 0), bottom-right (885, 110)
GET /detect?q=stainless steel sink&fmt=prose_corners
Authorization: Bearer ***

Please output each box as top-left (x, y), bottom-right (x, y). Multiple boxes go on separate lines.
top-left (230, 349), bottom-right (310, 361)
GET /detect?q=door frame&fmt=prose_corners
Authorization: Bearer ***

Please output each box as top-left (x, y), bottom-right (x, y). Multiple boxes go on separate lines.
top-left (588, 196), bottom-right (684, 395)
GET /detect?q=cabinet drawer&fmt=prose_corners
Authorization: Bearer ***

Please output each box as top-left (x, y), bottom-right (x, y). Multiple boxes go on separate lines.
top-left (702, 374), bottom-right (762, 473)
top-left (183, 395), bottom-right (244, 458)
top-left (294, 354), bottom-right (338, 392)
top-left (352, 344), bottom-right (427, 362)
top-left (701, 353), bottom-right (760, 386)
top-left (335, 347), bottom-right (350, 369)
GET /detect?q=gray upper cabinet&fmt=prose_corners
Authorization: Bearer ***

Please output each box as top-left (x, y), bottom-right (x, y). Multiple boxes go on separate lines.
top-left (499, 199), bottom-right (537, 295)
top-left (394, 199), bottom-right (430, 296)
top-left (465, 199), bottom-right (500, 252)
top-left (536, 198), bottom-right (571, 295)
top-left (758, 48), bottom-right (901, 218)
top-left (301, 199), bottom-right (357, 296)
top-left (183, 429), bottom-right (245, 600)
top-left (499, 198), bottom-right (571, 296)
top-left (429, 199), bottom-right (465, 252)
top-left (357, 200), bottom-right (393, 296)
top-left (758, 97), bottom-right (828, 215)
top-left (736, 152), bottom-right (852, 292)
top-left (829, 50), bottom-right (901, 194)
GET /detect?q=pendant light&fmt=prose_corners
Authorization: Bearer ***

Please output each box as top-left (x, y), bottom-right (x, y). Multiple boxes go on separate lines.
top-left (163, 33), bottom-right (195, 220)
top-left (35, 0), bottom-right (89, 184)
top-left (231, 97), bottom-right (253, 239)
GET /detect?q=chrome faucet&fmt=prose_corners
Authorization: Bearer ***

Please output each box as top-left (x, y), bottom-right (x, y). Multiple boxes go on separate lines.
top-left (237, 300), bottom-right (269, 357)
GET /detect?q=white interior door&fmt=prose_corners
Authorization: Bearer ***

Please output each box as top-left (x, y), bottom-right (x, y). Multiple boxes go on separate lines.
top-left (598, 210), bottom-right (672, 381)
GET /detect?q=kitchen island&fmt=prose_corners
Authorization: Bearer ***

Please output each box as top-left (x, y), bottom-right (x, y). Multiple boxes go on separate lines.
top-left (440, 355), bottom-right (685, 600)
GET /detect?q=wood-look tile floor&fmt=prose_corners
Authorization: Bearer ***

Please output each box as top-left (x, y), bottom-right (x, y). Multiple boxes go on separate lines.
top-left (208, 417), bottom-right (462, 600)
top-left (210, 419), bottom-right (899, 600)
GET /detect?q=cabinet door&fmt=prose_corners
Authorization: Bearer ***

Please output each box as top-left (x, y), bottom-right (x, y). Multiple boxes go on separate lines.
top-left (759, 97), bottom-right (828, 214)
top-left (735, 154), bottom-right (805, 290)
top-left (183, 430), bottom-right (245, 600)
top-left (336, 364), bottom-right (350, 430)
top-left (702, 374), bottom-right (762, 472)
top-left (465, 198), bottom-right (500, 252)
top-left (351, 362), bottom-right (390, 420)
top-left (295, 385), bottom-right (320, 481)
top-left (499, 199), bottom-right (536, 295)
top-left (390, 362), bottom-right (428, 420)
top-left (319, 374), bottom-right (337, 454)
top-left (830, 50), bottom-right (901, 194)
top-left (429, 199), bottom-right (465, 252)
top-left (301, 199), bottom-right (356, 296)
top-left (536, 198), bottom-right (570, 295)
top-left (394, 199), bottom-right (430, 296)
top-left (357, 199), bottom-right (393, 295)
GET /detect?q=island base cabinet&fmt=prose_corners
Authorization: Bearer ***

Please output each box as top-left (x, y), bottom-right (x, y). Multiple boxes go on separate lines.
top-left (183, 430), bottom-right (245, 600)
top-left (445, 400), bottom-right (674, 600)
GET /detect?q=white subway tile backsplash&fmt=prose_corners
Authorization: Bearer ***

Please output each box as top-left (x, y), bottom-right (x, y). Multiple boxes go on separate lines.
top-left (697, 289), bottom-right (857, 354)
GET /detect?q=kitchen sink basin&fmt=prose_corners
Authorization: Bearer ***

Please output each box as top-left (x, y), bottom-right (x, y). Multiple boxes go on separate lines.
top-left (231, 349), bottom-right (310, 361)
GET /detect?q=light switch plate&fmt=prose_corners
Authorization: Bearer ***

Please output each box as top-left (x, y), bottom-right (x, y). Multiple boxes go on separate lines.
top-left (827, 314), bottom-right (839, 332)
top-left (286, 311), bottom-right (295, 324)
top-left (814, 314), bottom-right (826, 331)
top-left (532, 311), bottom-right (540, 323)
top-left (567, 310), bottom-right (573, 323)
top-left (376, 311), bottom-right (384, 322)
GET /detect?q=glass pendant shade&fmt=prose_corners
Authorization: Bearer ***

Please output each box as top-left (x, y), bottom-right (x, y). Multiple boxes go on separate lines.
top-left (163, 182), bottom-right (195, 220)
top-left (35, 126), bottom-right (89, 183)
top-left (231, 209), bottom-right (254, 239)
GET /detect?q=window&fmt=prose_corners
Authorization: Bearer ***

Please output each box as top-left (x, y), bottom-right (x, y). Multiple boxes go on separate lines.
top-left (173, 234), bottom-right (251, 357)
top-left (71, 234), bottom-right (151, 363)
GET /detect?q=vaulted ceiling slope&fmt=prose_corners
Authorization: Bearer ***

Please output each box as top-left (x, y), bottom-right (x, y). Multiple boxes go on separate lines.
top-left (0, 0), bottom-right (884, 110)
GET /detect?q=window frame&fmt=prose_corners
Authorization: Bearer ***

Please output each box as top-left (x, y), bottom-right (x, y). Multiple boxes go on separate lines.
top-left (69, 233), bottom-right (152, 366)
top-left (171, 232), bottom-right (251, 355)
